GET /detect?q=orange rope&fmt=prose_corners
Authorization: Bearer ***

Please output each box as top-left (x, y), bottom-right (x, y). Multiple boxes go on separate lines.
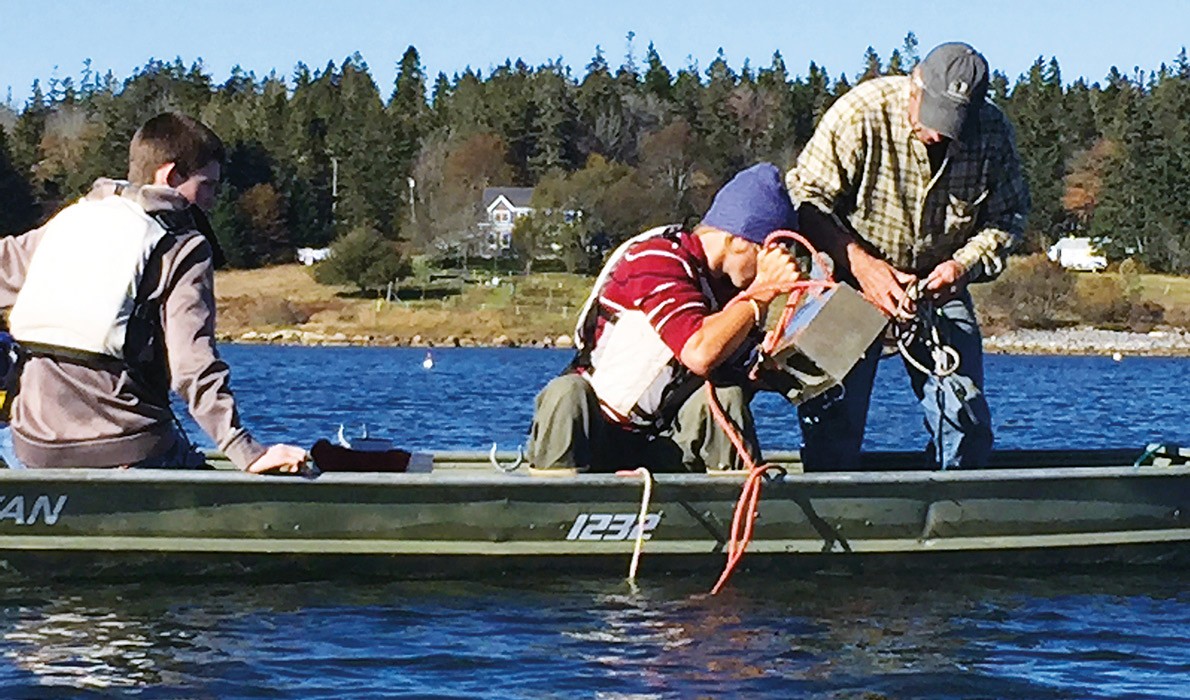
top-left (705, 381), bottom-right (786, 594)
top-left (707, 230), bottom-right (834, 594)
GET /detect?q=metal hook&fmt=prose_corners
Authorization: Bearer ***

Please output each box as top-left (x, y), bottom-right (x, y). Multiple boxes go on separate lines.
top-left (761, 464), bottom-right (788, 483)
top-left (489, 442), bottom-right (525, 472)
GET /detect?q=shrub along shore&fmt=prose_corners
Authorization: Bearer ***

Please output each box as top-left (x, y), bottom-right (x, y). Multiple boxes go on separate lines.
top-left (214, 261), bottom-right (1190, 357)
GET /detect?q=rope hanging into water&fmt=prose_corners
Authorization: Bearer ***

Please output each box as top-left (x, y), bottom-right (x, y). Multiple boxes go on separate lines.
top-left (707, 230), bottom-right (833, 594)
top-left (706, 234), bottom-right (970, 588)
top-left (705, 383), bottom-right (788, 595)
top-left (615, 466), bottom-right (653, 586)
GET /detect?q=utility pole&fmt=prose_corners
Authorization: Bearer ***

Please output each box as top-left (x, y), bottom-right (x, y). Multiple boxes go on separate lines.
top-left (330, 155), bottom-right (339, 218)
top-left (407, 177), bottom-right (416, 225)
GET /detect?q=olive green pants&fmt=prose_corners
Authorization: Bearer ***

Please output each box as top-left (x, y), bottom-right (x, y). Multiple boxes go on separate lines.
top-left (526, 374), bottom-right (759, 472)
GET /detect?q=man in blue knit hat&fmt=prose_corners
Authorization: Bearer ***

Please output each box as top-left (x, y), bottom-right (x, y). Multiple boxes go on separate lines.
top-left (527, 163), bottom-right (801, 472)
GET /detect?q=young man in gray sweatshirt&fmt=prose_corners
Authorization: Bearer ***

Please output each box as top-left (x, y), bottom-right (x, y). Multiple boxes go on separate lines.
top-left (0, 112), bottom-right (306, 473)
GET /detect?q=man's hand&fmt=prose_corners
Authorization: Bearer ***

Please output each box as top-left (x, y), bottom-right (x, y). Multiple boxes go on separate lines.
top-left (744, 246), bottom-right (800, 304)
top-left (923, 260), bottom-right (968, 303)
top-left (681, 246), bottom-right (799, 377)
top-left (246, 444), bottom-right (309, 474)
top-left (850, 249), bottom-right (917, 317)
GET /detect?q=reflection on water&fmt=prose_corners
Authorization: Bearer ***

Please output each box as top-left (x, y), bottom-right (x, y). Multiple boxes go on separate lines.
top-left (1, 574), bottom-right (1185, 698)
top-left (6, 349), bottom-right (1189, 696)
top-left (2, 593), bottom-right (192, 690)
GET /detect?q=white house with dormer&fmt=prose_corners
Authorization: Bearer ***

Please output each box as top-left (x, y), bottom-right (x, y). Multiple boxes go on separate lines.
top-left (1047, 237), bottom-right (1108, 272)
top-left (479, 187), bottom-right (535, 255)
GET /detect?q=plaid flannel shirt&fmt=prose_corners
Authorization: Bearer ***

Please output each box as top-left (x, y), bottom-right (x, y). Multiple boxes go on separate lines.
top-left (786, 76), bottom-right (1030, 281)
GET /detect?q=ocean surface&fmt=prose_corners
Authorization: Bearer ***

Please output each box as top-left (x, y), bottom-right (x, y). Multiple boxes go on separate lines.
top-left (0, 347), bottom-right (1187, 699)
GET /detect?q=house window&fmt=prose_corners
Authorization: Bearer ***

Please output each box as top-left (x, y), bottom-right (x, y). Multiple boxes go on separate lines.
top-left (493, 210), bottom-right (511, 223)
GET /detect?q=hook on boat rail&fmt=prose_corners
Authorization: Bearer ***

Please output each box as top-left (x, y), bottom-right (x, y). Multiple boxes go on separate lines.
top-left (489, 442), bottom-right (525, 472)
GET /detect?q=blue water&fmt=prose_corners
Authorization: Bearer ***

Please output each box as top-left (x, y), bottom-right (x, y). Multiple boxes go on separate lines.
top-left (204, 346), bottom-right (1190, 454)
top-left (0, 347), bottom-right (1187, 698)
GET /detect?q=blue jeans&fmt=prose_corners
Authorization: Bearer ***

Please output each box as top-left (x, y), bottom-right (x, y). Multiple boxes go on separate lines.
top-left (797, 292), bottom-right (994, 470)
top-left (0, 425), bottom-right (23, 469)
top-left (132, 432), bottom-right (208, 469)
top-left (0, 426), bottom-right (205, 469)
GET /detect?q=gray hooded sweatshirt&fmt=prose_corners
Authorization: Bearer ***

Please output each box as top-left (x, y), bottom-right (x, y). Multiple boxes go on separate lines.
top-left (0, 179), bottom-right (267, 469)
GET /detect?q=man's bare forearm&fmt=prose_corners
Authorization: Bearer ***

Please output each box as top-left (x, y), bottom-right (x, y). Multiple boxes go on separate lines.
top-left (679, 300), bottom-right (763, 377)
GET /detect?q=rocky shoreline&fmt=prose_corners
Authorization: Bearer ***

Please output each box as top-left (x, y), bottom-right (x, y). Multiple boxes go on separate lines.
top-left (221, 328), bottom-right (578, 349)
top-left (220, 326), bottom-right (1190, 357)
top-left (984, 327), bottom-right (1190, 356)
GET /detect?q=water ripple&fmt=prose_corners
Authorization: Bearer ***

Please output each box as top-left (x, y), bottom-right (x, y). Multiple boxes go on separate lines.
top-left (183, 347), bottom-right (1190, 454)
top-left (6, 349), bottom-right (1185, 697)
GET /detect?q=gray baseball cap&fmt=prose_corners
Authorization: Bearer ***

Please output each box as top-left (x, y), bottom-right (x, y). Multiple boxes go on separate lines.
top-left (917, 42), bottom-right (989, 140)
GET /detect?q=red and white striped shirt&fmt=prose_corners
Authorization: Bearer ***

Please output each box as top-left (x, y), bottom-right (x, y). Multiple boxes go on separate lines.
top-left (593, 230), bottom-right (739, 359)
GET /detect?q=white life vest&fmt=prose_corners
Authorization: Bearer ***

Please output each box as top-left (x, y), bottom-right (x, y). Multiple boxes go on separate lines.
top-left (9, 195), bottom-right (170, 360)
top-left (575, 226), bottom-right (715, 429)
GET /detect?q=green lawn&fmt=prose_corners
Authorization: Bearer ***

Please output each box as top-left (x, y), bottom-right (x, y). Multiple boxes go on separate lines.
top-left (216, 263), bottom-right (1189, 344)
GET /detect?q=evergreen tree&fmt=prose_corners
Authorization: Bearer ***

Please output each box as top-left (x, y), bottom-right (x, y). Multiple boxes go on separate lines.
top-left (857, 47), bottom-right (882, 82)
top-left (0, 126), bottom-right (39, 235)
top-left (285, 61), bottom-right (335, 247)
top-left (1063, 78), bottom-right (1099, 153)
top-left (670, 58), bottom-right (703, 133)
top-left (699, 50), bottom-right (743, 179)
top-left (989, 70), bottom-right (1010, 105)
top-left (443, 68), bottom-right (489, 139)
top-left (578, 46), bottom-right (630, 162)
top-left (328, 54), bottom-right (396, 236)
top-left (430, 71), bottom-right (452, 129)
top-left (485, 59), bottom-right (537, 181)
top-left (757, 51), bottom-right (798, 162)
top-left (10, 80), bottom-right (48, 190)
top-left (1089, 72), bottom-right (1149, 264)
top-left (1140, 56), bottom-right (1190, 270)
top-left (617, 31), bottom-right (640, 88)
top-left (390, 46), bottom-right (428, 183)
top-left (738, 59), bottom-right (755, 85)
top-left (806, 61), bottom-right (833, 125)
top-left (528, 61), bottom-right (578, 176)
top-left (1006, 57), bottom-right (1070, 250)
top-left (900, 32), bottom-right (920, 70)
top-left (209, 188), bottom-right (253, 268)
top-left (833, 72), bottom-right (852, 98)
top-left (2, 37), bottom-right (1186, 274)
top-left (642, 42), bottom-right (673, 102)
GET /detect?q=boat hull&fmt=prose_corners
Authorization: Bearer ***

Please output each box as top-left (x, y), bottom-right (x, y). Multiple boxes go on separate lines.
top-left (0, 450), bottom-right (1186, 581)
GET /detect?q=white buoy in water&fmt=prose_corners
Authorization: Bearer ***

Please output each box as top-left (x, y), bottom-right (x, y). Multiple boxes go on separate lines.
top-left (1112, 351), bottom-right (1123, 362)
top-left (422, 351), bottom-right (434, 370)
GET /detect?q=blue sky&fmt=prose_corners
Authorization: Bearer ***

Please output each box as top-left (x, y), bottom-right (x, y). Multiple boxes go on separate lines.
top-left (1, 0), bottom-right (1187, 106)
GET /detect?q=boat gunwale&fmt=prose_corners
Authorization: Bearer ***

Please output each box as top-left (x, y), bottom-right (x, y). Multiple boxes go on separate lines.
top-left (0, 463), bottom-right (1185, 487)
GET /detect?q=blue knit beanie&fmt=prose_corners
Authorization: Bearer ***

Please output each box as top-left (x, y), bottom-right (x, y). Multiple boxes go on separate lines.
top-left (701, 163), bottom-right (797, 245)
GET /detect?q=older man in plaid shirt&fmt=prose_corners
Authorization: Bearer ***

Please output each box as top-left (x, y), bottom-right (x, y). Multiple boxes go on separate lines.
top-left (786, 42), bottom-right (1030, 470)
